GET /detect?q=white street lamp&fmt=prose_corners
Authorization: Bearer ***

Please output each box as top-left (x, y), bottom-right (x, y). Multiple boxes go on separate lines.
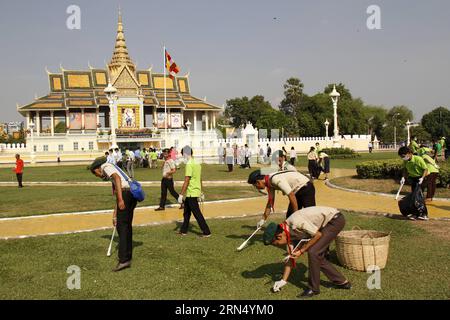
top-left (392, 112), bottom-right (400, 150)
top-left (324, 119), bottom-right (330, 148)
top-left (329, 85), bottom-right (341, 148)
top-left (104, 82), bottom-right (118, 148)
top-left (406, 120), bottom-right (412, 146)
top-left (29, 120), bottom-right (36, 164)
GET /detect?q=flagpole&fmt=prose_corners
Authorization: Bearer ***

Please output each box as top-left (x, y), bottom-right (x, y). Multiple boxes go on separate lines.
top-left (163, 45), bottom-right (167, 138)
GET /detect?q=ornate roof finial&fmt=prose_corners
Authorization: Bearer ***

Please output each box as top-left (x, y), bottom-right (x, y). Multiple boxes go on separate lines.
top-left (108, 8), bottom-right (136, 79)
top-left (45, 66), bottom-right (51, 75)
top-left (88, 61), bottom-right (94, 70)
top-left (148, 65), bottom-right (153, 72)
top-left (60, 63), bottom-right (66, 72)
top-left (184, 70), bottom-right (190, 78)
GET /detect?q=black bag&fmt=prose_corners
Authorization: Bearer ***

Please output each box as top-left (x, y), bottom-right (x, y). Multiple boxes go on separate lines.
top-left (398, 185), bottom-right (428, 217)
top-left (143, 158), bottom-right (149, 168)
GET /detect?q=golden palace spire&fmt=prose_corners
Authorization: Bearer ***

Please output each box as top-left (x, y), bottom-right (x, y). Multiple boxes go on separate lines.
top-left (108, 9), bottom-right (136, 79)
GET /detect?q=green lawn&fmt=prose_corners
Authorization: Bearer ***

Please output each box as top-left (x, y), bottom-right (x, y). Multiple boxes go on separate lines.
top-left (0, 186), bottom-right (260, 218)
top-left (331, 176), bottom-right (450, 199)
top-left (0, 163), bottom-right (256, 182)
top-left (297, 152), bottom-right (399, 170)
top-left (0, 152), bottom-right (398, 182)
top-left (0, 212), bottom-right (449, 299)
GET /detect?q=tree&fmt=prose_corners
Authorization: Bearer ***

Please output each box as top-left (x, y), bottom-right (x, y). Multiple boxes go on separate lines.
top-left (381, 106), bottom-right (414, 144)
top-left (362, 105), bottom-right (388, 139)
top-left (224, 95), bottom-right (273, 128)
top-left (410, 125), bottom-right (432, 143)
top-left (421, 107), bottom-right (450, 139)
top-left (279, 78), bottom-right (304, 116)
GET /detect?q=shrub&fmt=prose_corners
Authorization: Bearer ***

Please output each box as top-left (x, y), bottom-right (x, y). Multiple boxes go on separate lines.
top-left (321, 148), bottom-right (361, 159)
top-left (356, 159), bottom-right (450, 187)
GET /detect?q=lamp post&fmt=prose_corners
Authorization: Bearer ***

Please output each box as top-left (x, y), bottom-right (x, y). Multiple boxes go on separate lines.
top-left (324, 119), bottom-right (330, 148)
top-left (329, 85), bottom-right (341, 147)
top-left (104, 82), bottom-right (118, 148)
top-left (406, 120), bottom-right (412, 146)
top-left (29, 120), bottom-right (36, 164)
top-left (392, 112), bottom-right (400, 150)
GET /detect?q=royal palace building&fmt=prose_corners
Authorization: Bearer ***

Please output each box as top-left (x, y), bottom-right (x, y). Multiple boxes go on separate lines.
top-left (17, 12), bottom-right (222, 153)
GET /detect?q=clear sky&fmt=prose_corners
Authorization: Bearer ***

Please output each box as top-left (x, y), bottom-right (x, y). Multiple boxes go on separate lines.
top-left (1, 0), bottom-right (449, 122)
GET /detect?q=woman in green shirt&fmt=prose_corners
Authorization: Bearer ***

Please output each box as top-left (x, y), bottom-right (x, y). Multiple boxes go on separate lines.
top-left (398, 146), bottom-right (429, 193)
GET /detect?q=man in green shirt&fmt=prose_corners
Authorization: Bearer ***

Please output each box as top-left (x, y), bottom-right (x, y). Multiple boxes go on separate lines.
top-left (409, 136), bottom-right (420, 155)
top-left (398, 146), bottom-right (429, 206)
top-left (149, 148), bottom-right (158, 169)
top-left (438, 137), bottom-right (446, 162)
top-left (177, 146), bottom-right (211, 237)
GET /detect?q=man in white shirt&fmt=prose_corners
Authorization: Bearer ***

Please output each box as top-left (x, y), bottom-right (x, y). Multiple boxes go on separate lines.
top-left (107, 149), bottom-right (116, 165)
top-left (225, 144), bottom-right (234, 172)
top-left (155, 149), bottom-right (182, 211)
top-left (244, 144), bottom-right (252, 169)
top-left (125, 149), bottom-right (135, 179)
top-left (263, 206), bottom-right (350, 298)
top-left (114, 148), bottom-right (123, 168)
top-left (248, 169), bottom-right (316, 226)
top-left (90, 157), bottom-right (137, 272)
top-left (289, 147), bottom-right (297, 166)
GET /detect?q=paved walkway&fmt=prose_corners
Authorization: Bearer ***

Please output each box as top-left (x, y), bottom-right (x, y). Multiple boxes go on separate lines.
top-left (0, 168), bottom-right (449, 240)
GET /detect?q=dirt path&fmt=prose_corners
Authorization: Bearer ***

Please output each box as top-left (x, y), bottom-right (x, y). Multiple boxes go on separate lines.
top-left (0, 168), bottom-right (448, 240)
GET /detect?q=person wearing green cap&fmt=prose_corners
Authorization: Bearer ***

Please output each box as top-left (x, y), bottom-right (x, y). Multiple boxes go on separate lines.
top-left (90, 156), bottom-right (138, 272)
top-left (263, 206), bottom-right (350, 298)
top-left (247, 169), bottom-right (315, 229)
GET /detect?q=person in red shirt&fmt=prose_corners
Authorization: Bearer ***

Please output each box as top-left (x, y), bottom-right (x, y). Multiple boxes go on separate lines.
top-left (13, 154), bottom-right (24, 188)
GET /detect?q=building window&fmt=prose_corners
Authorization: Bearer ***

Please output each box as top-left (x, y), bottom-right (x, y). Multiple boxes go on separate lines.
top-left (40, 112), bottom-right (52, 135)
top-left (99, 106), bottom-right (110, 128)
top-left (89, 142), bottom-right (94, 150)
top-left (58, 145), bottom-right (64, 151)
top-left (54, 111), bottom-right (67, 134)
top-left (144, 106), bottom-right (154, 127)
top-left (43, 145), bottom-right (49, 152)
top-left (73, 142), bottom-right (79, 151)
top-left (33, 146), bottom-right (37, 152)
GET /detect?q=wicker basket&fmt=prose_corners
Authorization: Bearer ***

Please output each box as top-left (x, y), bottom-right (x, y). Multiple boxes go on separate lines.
top-left (335, 228), bottom-right (391, 272)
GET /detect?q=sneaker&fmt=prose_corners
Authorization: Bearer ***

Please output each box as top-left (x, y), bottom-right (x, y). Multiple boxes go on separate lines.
top-left (417, 215), bottom-right (429, 221)
top-left (200, 234), bottom-right (211, 238)
top-left (154, 207), bottom-right (165, 211)
top-left (176, 231), bottom-right (187, 236)
top-left (406, 214), bottom-right (416, 221)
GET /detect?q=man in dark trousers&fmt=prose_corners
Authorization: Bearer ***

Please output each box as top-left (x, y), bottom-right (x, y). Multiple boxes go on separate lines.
top-left (90, 157), bottom-right (137, 272)
top-left (13, 154), bottom-right (24, 188)
top-left (263, 206), bottom-right (351, 298)
top-left (177, 146), bottom-right (211, 237)
top-left (155, 148), bottom-right (182, 211)
top-left (248, 169), bottom-right (316, 229)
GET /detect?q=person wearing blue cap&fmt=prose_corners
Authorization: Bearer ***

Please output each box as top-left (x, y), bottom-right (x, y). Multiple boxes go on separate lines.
top-left (263, 206), bottom-right (350, 298)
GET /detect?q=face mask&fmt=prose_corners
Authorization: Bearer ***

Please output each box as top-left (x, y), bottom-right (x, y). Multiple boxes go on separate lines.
top-left (402, 155), bottom-right (410, 161)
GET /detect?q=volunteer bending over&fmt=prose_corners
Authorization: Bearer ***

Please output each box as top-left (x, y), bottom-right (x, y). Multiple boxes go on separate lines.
top-left (247, 169), bottom-right (316, 228)
top-left (264, 206), bottom-right (351, 298)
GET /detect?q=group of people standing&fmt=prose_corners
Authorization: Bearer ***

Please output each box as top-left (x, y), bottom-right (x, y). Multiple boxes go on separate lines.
top-left (399, 137), bottom-right (446, 215)
top-left (104, 147), bottom-right (180, 179)
top-left (220, 143), bottom-right (253, 172)
top-left (306, 143), bottom-right (330, 180)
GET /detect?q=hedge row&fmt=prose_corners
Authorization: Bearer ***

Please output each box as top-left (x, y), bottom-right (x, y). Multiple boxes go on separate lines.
top-left (356, 160), bottom-right (450, 187)
top-left (321, 148), bottom-right (361, 159)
